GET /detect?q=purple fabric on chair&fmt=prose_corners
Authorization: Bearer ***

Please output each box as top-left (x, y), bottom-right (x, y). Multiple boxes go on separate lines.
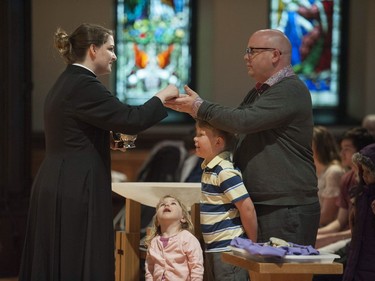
top-left (230, 237), bottom-right (319, 258)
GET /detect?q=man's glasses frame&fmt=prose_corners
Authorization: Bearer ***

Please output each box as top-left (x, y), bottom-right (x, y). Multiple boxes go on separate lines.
top-left (245, 47), bottom-right (282, 57)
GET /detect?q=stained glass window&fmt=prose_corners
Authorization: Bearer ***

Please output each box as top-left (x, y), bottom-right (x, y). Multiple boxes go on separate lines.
top-left (115, 0), bottom-right (195, 122)
top-left (269, 0), bottom-right (344, 116)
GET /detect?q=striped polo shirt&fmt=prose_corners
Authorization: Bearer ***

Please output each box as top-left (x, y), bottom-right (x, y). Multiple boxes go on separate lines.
top-left (200, 151), bottom-right (250, 252)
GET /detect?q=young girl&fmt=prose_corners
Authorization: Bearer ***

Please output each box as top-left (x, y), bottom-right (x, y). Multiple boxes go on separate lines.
top-left (343, 143), bottom-right (375, 281)
top-left (145, 195), bottom-right (204, 281)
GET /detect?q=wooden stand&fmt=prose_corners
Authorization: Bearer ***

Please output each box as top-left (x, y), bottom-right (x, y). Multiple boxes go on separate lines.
top-left (115, 199), bottom-right (141, 281)
top-left (221, 252), bottom-right (343, 281)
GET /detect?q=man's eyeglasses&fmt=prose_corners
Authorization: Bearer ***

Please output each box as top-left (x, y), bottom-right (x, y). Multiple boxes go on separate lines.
top-left (245, 47), bottom-right (281, 57)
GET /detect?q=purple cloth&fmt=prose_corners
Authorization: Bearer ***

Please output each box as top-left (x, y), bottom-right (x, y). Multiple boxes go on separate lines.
top-left (230, 237), bottom-right (319, 258)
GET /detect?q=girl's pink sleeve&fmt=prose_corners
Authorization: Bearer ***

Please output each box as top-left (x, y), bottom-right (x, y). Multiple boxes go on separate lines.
top-left (184, 233), bottom-right (204, 281)
top-left (145, 249), bottom-right (154, 281)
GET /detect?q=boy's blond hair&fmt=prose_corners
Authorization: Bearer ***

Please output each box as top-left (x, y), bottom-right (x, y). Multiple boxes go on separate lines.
top-left (196, 119), bottom-right (236, 152)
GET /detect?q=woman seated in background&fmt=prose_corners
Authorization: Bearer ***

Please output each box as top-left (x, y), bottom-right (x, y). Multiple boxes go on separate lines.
top-left (313, 126), bottom-right (345, 227)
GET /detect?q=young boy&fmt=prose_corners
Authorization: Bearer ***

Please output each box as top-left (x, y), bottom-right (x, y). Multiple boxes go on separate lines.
top-left (194, 119), bottom-right (257, 281)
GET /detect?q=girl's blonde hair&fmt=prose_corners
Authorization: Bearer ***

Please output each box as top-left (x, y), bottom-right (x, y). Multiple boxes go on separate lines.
top-left (144, 195), bottom-right (194, 247)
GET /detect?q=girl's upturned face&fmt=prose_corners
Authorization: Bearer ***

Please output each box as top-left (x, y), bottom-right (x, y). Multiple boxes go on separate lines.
top-left (94, 35), bottom-right (117, 75)
top-left (156, 197), bottom-right (184, 223)
top-left (362, 165), bottom-right (375, 185)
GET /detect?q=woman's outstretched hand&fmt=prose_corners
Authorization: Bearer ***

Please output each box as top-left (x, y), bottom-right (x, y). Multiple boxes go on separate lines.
top-left (155, 84), bottom-right (179, 103)
top-left (164, 85), bottom-right (201, 116)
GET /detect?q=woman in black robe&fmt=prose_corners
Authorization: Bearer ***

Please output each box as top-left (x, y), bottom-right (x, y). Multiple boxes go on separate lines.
top-left (18, 23), bottom-right (178, 281)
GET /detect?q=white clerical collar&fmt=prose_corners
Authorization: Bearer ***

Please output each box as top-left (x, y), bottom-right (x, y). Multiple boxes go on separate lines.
top-left (72, 63), bottom-right (96, 75)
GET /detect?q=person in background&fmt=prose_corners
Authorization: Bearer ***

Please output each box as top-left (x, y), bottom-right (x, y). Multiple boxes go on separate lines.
top-left (166, 29), bottom-right (319, 246)
top-left (343, 143), bottom-right (375, 281)
top-left (312, 126), bottom-right (345, 227)
top-left (144, 195), bottom-right (204, 281)
top-left (19, 23), bottom-right (178, 281)
top-left (313, 127), bottom-right (374, 281)
top-left (362, 114), bottom-right (375, 138)
top-left (317, 127), bottom-right (374, 249)
top-left (194, 119), bottom-right (257, 281)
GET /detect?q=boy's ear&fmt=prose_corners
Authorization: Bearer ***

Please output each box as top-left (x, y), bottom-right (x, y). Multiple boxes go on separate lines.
top-left (180, 217), bottom-right (187, 223)
top-left (216, 136), bottom-right (225, 147)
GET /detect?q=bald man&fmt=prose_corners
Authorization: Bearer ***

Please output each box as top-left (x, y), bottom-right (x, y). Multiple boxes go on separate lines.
top-left (362, 114), bottom-right (375, 138)
top-left (166, 29), bottom-right (319, 247)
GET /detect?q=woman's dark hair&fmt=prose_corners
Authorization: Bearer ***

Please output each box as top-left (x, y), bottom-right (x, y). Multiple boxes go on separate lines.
top-left (340, 127), bottom-right (375, 152)
top-left (54, 23), bottom-right (113, 64)
top-left (313, 126), bottom-right (341, 165)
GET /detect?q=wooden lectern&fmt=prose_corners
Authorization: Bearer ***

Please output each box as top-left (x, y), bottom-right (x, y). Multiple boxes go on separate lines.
top-left (112, 182), bottom-right (201, 281)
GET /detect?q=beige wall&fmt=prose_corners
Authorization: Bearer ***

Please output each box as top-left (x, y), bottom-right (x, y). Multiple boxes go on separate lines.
top-left (32, 0), bottom-right (375, 131)
top-left (32, 0), bottom-right (114, 131)
top-left (362, 0), bottom-right (375, 115)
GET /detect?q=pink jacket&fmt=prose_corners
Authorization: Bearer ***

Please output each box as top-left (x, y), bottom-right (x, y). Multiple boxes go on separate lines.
top-left (145, 230), bottom-right (204, 281)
